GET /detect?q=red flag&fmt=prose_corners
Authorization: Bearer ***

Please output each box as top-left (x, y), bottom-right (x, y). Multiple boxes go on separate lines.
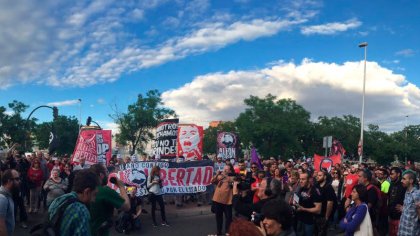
top-left (314, 154), bottom-right (341, 172)
top-left (331, 138), bottom-right (346, 156)
top-left (72, 129), bottom-right (112, 165)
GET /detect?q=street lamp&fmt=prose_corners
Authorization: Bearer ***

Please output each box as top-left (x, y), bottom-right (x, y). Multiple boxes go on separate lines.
top-left (358, 42), bottom-right (368, 163)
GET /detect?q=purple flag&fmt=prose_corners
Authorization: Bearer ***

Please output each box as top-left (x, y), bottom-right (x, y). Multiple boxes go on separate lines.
top-left (251, 147), bottom-right (263, 170)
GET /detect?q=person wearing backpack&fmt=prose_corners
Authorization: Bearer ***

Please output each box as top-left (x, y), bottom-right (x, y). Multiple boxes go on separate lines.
top-left (43, 169), bottom-right (99, 236)
top-left (0, 169), bottom-right (21, 236)
top-left (358, 169), bottom-right (381, 236)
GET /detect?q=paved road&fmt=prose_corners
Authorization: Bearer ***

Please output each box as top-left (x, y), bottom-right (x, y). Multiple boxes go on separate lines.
top-left (15, 203), bottom-right (217, 236)
top-left (15, 203), bottom-right (342, 236)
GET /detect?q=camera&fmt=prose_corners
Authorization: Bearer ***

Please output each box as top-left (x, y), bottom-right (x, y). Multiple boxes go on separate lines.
top-left (228, 173), bottom-right (255, 191)
top-left (251, 212), bottom-right (264, 226)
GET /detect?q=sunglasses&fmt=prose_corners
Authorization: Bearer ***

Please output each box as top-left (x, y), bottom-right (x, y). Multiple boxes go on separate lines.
top-left (251, 166), bottom-right (257, 169)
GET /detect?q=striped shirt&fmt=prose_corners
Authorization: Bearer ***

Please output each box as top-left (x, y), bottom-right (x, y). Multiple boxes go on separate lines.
top-left (397, 187), bottom-right (420, 236)
top-left (48, 192), bottom-right (91, 236)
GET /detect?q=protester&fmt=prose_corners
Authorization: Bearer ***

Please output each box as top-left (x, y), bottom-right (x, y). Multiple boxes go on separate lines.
top-left (89, 164), bottom-right (130, 236)
top-left (397, 170), bottom-right (420, 236)
top-left (388, 167), bottom-right (406, 236)
top-left (251, 170), bottom-right (266, 204)
top-left (331, 169), bottom-right (345, 228)
top-left (357, 169), bottom-right (380, 233)
top-left (147, 165), bottom-right (169, 227)
top-left (260, 199), bottom-right (296, 236)
top-left (118, 186), bottom-right (143, 233)
top-left (339, 184), bottom-right (373, 236)
top-left (47, 169), bottom-right (99, 236)
top-left (27, 158), bottom-right (44, 213)
top-left (0, 169), bottom-right (20, 236)
top-left (227, 218), bottom-right (263, 236)
top-left (13, 152), bottom-right (29, 229)
top-left (211, 163), bottom-right (234, 235)
top-left (60, 163), bottom-right (72, 180)
top-left (43, 168), bottom-right (68, 207)
top-left (73, 157), bottom-right (90, 171)
top-left (315, 168), bottom-right (336, 236)
top-left (294, 171), bottom-right (322, 236)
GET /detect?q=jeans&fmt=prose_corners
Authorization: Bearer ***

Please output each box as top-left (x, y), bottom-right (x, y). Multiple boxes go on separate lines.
top-left (150, 194), bottom-right (166, 225)
top-left (297, 221), bottom-right (314, 236)
top-left (213, 201), bottom-right (232, 235)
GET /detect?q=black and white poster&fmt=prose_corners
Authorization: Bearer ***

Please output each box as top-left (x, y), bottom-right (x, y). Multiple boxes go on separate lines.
top-left (153, 119), bottom-right (179, 159)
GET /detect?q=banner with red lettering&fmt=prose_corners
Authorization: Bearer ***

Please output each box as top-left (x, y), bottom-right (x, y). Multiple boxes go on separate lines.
top-left (177, 124), bottom-right (203, 161)
top-left (108, 160), bottom-right (214, 196)
top-left (71, 129), bottom-right (112, 165)
top-left (314, 154), bottom-right (341, 172)
top-left (217, 132), bottom-right (237, 160)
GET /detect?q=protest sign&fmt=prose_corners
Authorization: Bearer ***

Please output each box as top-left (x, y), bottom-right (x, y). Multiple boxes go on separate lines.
top-left (71, 129), bottom-right (112, 165)
top-left (153, 119), bottom-right (179, 159)
top-left (108, 160), bottom-right (214, 196)
top-left (177, 124), bottom-right (203, 161)
top-left (217, 132), bottom-right (237, 160)
top-left (314, 154), bottom-right (341, 172)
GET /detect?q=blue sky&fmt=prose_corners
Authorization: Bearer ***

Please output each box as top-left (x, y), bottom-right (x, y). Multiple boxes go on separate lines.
top-left (1, 0), bottom-right (419, 132)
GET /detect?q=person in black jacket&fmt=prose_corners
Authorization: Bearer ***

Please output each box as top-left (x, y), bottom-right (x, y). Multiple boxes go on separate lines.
top-left (388, 167), bottom-right (406, 236)
top-left (232, 177), bottom-right (283, 219)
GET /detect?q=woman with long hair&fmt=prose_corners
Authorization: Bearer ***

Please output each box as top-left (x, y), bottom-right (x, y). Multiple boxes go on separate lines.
top-left (339, 184), bottom-right (373, 236)
top-left (43, 169), bottom-right (68, 207)
top-left (147, 165), bottom-right (169, 227)
top-left (211, 163), bottom-right (235, 236)
top-left (27, 158), bottom-right (44, 213)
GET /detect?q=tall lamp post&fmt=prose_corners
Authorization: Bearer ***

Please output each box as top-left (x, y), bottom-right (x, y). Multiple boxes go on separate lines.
top-left (358, 42), bottom-right (368, 163)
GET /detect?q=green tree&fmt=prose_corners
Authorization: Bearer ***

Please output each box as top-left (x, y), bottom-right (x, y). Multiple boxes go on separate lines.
top-left (0, 101), bottom-right (36, 150)
top-left (235, 94), bottom-right (312, 159)
top-left (33, 115), bottom-right (79, 155)
top-left (110, 90), bottom-right (176, 155)
top-left (313, 115), bottom-right (361, 158)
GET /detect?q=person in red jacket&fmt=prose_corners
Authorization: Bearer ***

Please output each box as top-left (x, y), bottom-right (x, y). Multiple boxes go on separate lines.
top-left (27, 158), bottom-right (44, 213)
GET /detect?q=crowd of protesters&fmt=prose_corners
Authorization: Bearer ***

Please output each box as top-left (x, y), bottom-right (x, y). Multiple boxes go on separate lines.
top-left (1, 143), bottom-right (420, 236)
top-left (209, 155), bottom-right (420, 236)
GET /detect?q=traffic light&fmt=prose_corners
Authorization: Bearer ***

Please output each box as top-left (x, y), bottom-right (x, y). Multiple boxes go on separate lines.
top-left (53, 107), bottom-right (58, 120)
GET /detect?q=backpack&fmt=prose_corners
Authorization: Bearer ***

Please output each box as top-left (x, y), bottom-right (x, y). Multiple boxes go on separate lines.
top-left (29, 197), bottom-right (78, 236)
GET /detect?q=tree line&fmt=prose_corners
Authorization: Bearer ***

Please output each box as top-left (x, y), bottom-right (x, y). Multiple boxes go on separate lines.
top-left (1, 91), bottom-right (419, 164)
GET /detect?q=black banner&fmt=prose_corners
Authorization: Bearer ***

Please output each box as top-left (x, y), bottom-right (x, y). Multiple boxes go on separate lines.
top-left (153, 119), bottom-right (179, 159)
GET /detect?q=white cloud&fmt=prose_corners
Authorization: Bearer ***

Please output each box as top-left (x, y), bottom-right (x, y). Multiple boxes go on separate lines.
top-left (0, 1), bottom-right (314, 89)
top-left (97, 98), bottom-right (106, 104)
top-left (395, 49), bottom-right (415, 57)
top-left (102, 121), bottom-right (120, 135)
top-left (162, 59), bottom-right (419, 131)
top-left (47, 99), bottom-right (81, 107)
top-left (301, 18), bottom-right (362, 35)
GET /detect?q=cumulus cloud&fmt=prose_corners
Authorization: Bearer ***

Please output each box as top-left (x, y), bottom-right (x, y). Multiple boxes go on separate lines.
top-left (47, 99), bottom-right (81, 107)
top-left (162, 59), bottom-right (419, 131)
top-left (301, 18), bottom-right (362, 35)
